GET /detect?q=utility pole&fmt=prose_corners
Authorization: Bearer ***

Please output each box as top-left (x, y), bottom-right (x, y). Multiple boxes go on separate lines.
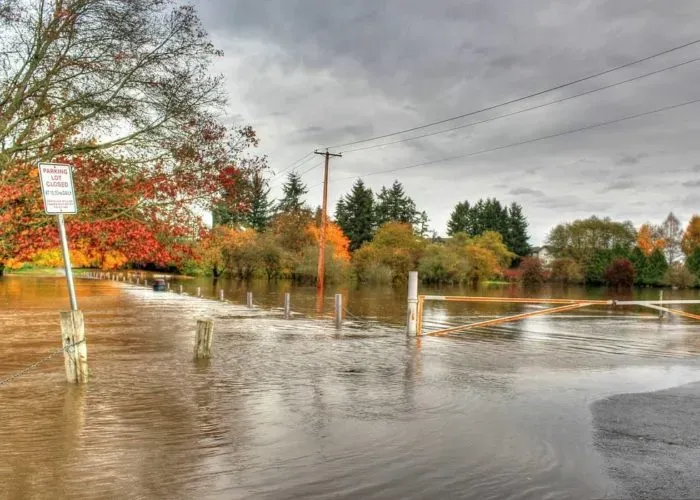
top-left (314, 149), bottom-right (342, 295)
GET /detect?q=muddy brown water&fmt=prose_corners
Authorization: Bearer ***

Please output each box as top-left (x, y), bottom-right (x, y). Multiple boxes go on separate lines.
top-left (1, 275), bottom-right (699, 499)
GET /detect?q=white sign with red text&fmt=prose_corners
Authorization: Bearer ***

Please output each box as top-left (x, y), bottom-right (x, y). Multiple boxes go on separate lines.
top-left (38, 162), bottom-right (77, 214)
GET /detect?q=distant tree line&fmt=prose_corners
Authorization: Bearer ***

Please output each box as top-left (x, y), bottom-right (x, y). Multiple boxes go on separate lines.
top-left (543, 213), bottom-right (700, 288)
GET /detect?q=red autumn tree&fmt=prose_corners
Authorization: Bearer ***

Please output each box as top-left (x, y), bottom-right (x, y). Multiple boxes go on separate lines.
top-left (0, 121), bottom-right (264, 271)
top-left (604, 258), bottom-right (636, 288)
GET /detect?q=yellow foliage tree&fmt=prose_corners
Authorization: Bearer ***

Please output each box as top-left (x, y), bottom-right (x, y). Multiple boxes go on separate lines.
top-left (198, 226), bottom-right (241, 277)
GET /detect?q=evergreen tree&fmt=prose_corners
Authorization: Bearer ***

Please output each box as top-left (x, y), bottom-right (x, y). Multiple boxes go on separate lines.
top-left (686, 248), bottom-right (700, 281)
top-left (417, 211), bottom-right (430, 238)
top-left (335, 179), bottom-right (375, 251)
top-left (630, 246), bottom-right (650, 285)
top-left (277, 172), bottom-right (308, 213)
top-left (480, 198), bottom-right (509, 237)
top-left (212, 168), bottom-right (253, 228)
top-left (447, 201), bottom-right (472, 236)
top-left (375, 180), bottom-right (419, 227)
top-left (246, 170), bottom-right (272, 231)
top-left (506, 202), bottom-right (530, 256)
top-left (446, 198), bottom-right (530, 256)
top-left (647, 247), bottom-right (669, 284)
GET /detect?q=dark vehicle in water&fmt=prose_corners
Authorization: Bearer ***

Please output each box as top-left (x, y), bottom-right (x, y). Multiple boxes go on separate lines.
top-left (152, 279), bottom-right (167, 292)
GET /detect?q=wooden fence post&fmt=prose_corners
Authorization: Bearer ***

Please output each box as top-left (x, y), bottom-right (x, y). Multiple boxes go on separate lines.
top-left (196, 287), bottom-right (201, 297)
top-left (247, 292), bottom-right (253, 308)
top-left (59, 311), bottom-right (88, 384)
top-left (219, 289), bottom-right (224, 301)
top-left (194, 319), bottom-right (214, 359)
top-left (179, 284), bottom-right (183, 294)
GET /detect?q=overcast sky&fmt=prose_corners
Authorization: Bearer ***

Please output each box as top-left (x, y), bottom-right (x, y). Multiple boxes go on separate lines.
top-left (195, 0), bottom-right (700, 244)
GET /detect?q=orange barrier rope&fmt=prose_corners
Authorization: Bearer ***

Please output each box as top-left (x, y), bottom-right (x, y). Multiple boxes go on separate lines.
top-left (416, 296), bottom-right (425, 336)
top-left (642, 304), bottom-right (700, 321)
top-left (428, 303), bottom-right (593, 337)
top-left (420, 295), bottom-right (611, 305)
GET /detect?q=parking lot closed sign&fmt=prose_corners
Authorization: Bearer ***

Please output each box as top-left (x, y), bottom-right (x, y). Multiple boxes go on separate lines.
top-left (38, 162), bottom-right (77, 214)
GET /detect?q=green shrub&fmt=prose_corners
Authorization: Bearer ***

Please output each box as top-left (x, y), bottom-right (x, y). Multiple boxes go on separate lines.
top-left (549, 258), bottom-right (584, 284)
top-left (664, 263), bottom-right (697, 289)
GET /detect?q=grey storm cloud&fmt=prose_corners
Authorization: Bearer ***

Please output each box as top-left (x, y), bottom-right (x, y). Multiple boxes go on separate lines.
top-left (603, 180), bottom-right (637, 192)
top-left (616, 153), bottom-right (647, 165)
top-left (196, 0), bottom-right (700, 242)
top-left (509, 187), bottom-right (545, 197)
top-left (683, 179), bottom-right (700, 188)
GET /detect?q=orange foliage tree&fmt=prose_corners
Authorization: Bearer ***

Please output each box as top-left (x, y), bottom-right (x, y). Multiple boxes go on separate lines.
top-left (636, 223), bottom-right (665, 256)
top-left (681, 215), bottom-right (700, 256)
top-left (306, 222), bottom-right (351, 263)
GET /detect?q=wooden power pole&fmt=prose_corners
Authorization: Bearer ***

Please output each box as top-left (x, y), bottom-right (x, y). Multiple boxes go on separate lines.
top-left (314, 149), bottom-right (342, 294)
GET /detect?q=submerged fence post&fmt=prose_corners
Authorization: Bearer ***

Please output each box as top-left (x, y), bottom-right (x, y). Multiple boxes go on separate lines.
top-left (219, 289), bottom-right (224, 301)
top-left (59, 311), bottom-right (88, 384)
top-left (247, 292), bottom-right (253, 308)
top-left (196, 287), bottom-right (201, 298)
top-left (407, 271), bottom-right (418, 336)
top-left (334, 294), bottom-right (343, 328)
top-left (179, 284), bottom-right (183, 294)
top-left (194, 319), bottom-right (214, 359)
top-left (284, 292), bottom-right (291, 320)
top-left (659, 290), bottom-right (664, 319)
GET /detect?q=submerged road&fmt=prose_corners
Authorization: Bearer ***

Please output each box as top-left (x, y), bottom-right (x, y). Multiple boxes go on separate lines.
top-left (592, 381), bottom-right (700, 499)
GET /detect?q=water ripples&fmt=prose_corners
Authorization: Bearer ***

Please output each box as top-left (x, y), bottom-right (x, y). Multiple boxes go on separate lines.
top-left (1, 277), bottom-right (699, 499)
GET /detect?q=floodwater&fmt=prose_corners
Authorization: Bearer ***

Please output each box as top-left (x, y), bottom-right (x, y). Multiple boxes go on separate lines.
top-left (0, 275), bottom-right (699, 499)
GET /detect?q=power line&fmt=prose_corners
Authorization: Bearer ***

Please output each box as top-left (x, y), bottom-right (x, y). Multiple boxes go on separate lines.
top-left (270, 151), bottom-right (315, 183)
top-left (298, 160), bottom-right (323, 178)
top-left (324, 97), bottom-right (700, 185)
top-left (340, 55), bottom-right (700, 154)
top-left (327, 38), bottom-right (700, 150)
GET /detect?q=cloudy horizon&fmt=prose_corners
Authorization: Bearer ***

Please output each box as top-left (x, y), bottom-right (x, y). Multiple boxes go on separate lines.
top-left (195, 0), bottom-right (699, 244)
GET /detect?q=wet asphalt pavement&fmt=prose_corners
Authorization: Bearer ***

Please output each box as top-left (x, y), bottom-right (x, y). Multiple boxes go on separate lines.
top-left (592, 381), bottom-right (700, 499)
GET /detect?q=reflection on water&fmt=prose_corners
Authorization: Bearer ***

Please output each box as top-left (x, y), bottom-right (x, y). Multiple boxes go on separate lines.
top-left (0, 276), bottom-right (699, 499)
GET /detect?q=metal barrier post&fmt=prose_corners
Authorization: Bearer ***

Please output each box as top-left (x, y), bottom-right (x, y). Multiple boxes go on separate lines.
top-left (407, 271), bottom-right (418, 336)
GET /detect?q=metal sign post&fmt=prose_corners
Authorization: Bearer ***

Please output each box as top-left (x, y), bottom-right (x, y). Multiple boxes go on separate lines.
top-left (38, 162), bottom-right (78, 311)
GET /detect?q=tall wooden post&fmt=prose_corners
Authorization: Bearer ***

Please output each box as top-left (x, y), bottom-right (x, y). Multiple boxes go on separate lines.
top-left (659, 290), bottom-right (664, 319)
top-left (194, 319), bottom-right (214, 359)
top-left (314, 149), bottom-right (342, 295)
top-left (196, 287), bottom-right (201, 297)
top-left (179, 284), bottom-right (183, 294)
top-left (334, 293), bottom-right (343, 328)
top-left (60, 311), bottom-right (88, 383)
top-left (219, 289), bottom-right (225, 301)
top-left (407, 271), bottom-right (418, 336)
top-left (247, 291), bottom-right (253, 308)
